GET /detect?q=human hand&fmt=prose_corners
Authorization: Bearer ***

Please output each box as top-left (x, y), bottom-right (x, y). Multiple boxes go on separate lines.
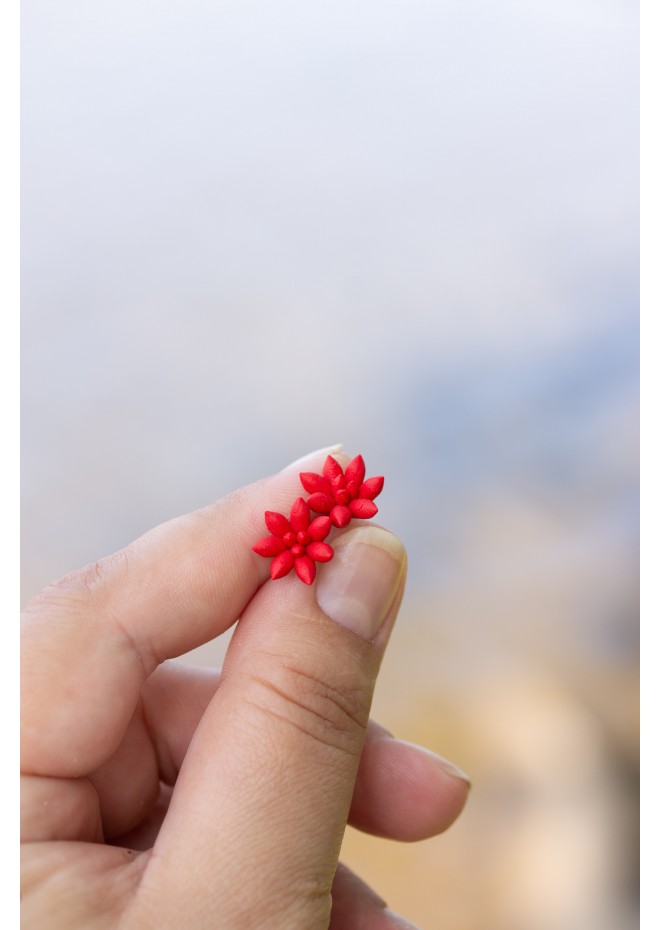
top-left (21, 448), bottom-right (470, 929)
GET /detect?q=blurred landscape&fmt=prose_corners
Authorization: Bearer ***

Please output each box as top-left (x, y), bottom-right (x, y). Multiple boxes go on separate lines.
top-left (22, 1), bottom-right (638, 927)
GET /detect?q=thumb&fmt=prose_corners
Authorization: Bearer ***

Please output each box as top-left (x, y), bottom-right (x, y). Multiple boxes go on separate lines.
top-left (139, 525), bottom-right (406, 930)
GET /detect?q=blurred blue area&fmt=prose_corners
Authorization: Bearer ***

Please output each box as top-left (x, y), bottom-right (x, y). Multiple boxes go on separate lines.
top-left (398, 312), bottom-right (638, 501)
top-left (379, 311), bottom-right (638, 656)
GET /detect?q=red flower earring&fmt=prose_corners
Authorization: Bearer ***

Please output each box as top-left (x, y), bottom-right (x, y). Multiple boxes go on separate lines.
top-left (252, 497), bottom-right (334, 585)
top-left (252, 454), bottom-right (384, 584)
top-left (300, 454), bottom-right (384, 528)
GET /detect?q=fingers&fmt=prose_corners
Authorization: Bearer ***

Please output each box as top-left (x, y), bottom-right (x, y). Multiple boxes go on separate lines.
top-left (349, 721), bottom-right (471, 840)
top-left (21, 775), bottom-right (103, 844)
top-left (130, 527), bottom-right (407, 929)
top-left (329, 864), bottom-right (421, 930)
top-left (123, 664), bottom-right (470, 844)
top-left (28, 656), bottom-right (470, 846)
top-left (84, 664), bottom-right (217, 840)
top-left (21, 445), bottom-right (340, 779)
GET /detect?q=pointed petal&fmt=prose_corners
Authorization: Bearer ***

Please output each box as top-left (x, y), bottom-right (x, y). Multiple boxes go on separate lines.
top-left (299, 472), bottom-right (333, 496)
top-left (289, 497), bottom-right (310, 532)
top-left (294, 555), bottom-right (316, 585)
top-left (359, 476), bottom-right (384, 500)
top-left (345, 454), bottom-right (366, 487)
top-left (308, 516), bottom-right (332, 540)
top-left (306, 541), bottom-right (334, 563)
top-left (252, 535), bottom-right (287, 557)
top-left (265, 511), bottom-right (291, 537)
top-left (270, 550), bottom-right (294, 579)
top-left (322, 455), bottom-right (344, 481)
top-left (349, 499), bottom-right (378, 519)
top-left (331, 504), bottom-right (352, 528)
top-left (307, 493), bottom-right (334, 514)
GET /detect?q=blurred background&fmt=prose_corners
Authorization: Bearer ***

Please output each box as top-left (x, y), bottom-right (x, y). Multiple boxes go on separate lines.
top-left (21, 1), bottom-right (639, 927)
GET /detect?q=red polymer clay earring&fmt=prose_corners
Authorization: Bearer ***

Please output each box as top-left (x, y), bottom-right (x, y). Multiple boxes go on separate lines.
top-left (252, 497), bottom-right (334, 585)
top-left (300, 454), bottom-right (384, 528)
top-left (252, 454), bottom-right (384, 584)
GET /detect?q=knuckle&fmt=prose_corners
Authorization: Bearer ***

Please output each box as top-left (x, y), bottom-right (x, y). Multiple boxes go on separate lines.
top-left (247, 656), bottom-right (372, 759)
top-left (23, 549), bottom-right (134, 616)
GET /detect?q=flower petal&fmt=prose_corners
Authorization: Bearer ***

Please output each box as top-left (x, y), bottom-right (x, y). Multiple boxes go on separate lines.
top-left (358, 476), bottom-right (384, 500)
top-left (289, 497), bottom-right (310, 532)
top-left (252, 535), bottom-right (287, 557)
top-left (349, 498), bottom-right (378, 519)
top-left (331, 504), bottom-right (352, 528)
top-left (322, 455), bottom-right (344, 482)
top-left (299, 472), bottom-right (333, 496)
top-left (270, 550), bottom-right (295, 580)
top-left (307, 493), bottom-right (334, 514)
top-left (345, 454), bottom-right (366, 488)
top-left (294, 555), bottom-right (316, 585)
top-left (265, 511), bottom-right (292, 537)
top-left (306, 541), bottom-right (334, 563)
top-left (308, 516), bottom-right (332, 541)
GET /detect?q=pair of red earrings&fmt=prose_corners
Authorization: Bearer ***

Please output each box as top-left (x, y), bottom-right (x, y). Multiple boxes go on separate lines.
top-left (252, 454), bottom-right (384, 585)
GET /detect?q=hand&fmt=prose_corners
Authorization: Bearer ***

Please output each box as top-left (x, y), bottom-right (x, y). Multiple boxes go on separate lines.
top-left (21, 449), bottom-right (470, 929)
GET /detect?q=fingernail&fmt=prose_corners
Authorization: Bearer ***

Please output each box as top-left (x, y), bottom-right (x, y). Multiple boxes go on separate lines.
top-left (399, 742), bottom-right (472, 787)
top-left (281, 444), bottom-right (343, 472)
top-left (433, 756), bottom-right (472, 786)
top-left (383, 910), bottom-right (423, 930)
top-left (316, 527), bottom-right (406, 641)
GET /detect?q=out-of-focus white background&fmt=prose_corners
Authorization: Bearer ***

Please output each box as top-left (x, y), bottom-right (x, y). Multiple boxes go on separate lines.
top-left (22, 1), bottom-right (639, 927)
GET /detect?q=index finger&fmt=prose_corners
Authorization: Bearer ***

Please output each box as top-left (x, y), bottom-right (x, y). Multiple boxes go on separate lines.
top-left (21, 446), bottom-right (342, 779)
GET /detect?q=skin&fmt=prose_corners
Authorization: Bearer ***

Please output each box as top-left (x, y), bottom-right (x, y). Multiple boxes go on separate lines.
top-left (21, 450), bottom-right (469, 929)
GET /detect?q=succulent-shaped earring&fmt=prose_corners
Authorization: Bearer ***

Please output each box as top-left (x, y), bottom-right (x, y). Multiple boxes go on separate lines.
top-left (300, 454), bottom-right (384, 528)
top-left (252, 454), bottom-right (384, 584)
top-left (252, 497), bottom-right (334, 585)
